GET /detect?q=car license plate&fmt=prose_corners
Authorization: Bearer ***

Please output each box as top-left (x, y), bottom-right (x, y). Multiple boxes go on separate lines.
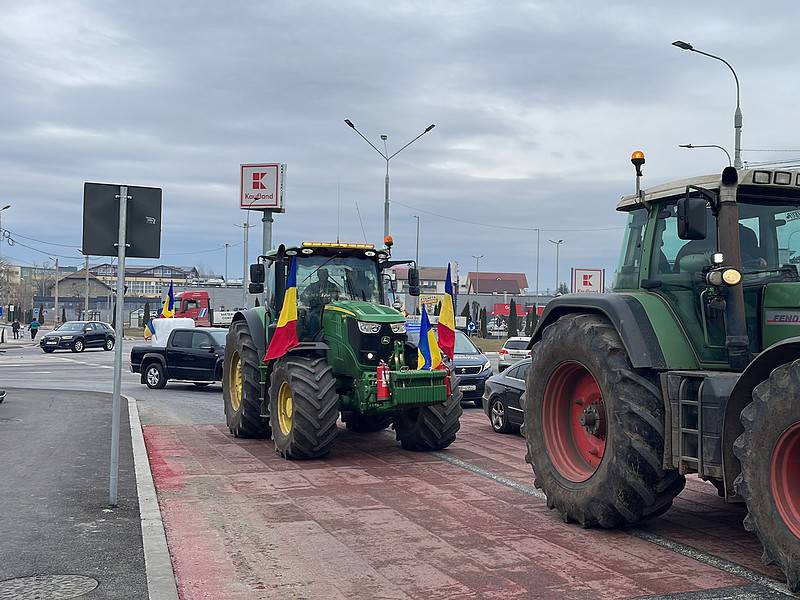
top-left (46, 340), bottom-right (57, 345)
top-left (459, 384), bottom-right (476, 392)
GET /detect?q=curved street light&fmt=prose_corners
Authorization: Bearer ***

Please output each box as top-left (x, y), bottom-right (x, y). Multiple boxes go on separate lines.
top-left (678, 144), bottom-right (732, 166)
top-left (673, 40), bottom-right (743, 168)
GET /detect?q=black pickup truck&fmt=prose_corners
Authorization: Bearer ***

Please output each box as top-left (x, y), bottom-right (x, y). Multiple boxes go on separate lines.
top-left (130, 328), bottom-right (228, 389)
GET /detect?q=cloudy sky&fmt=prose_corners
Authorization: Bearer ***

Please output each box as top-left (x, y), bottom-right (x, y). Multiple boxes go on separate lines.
top-left (1, 0), bottom-right (798, 293)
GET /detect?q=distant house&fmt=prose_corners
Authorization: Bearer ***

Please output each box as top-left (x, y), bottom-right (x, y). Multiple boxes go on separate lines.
top-left (466, 272), bottom-right (528, 295)
top-left (391, 266), bottom-right (450, 295)
top-left (90, 264), bottom-right (199, 298)
top-left (48, 270), bottom-right (112, 298)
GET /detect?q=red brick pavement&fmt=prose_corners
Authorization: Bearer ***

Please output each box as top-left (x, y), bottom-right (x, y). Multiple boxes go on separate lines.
top-left (144, 408), bottom-right (781, 599)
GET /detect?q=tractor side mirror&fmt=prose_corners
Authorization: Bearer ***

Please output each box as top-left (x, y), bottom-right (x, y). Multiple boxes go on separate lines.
top-left (407, 268), bottom-right (420, 297)
top-left (249, 263), bottom-right (265, 284)
top-left (248, 282), bottom-right (264, 294)
top-left (677, 194), bottom-right (707, 240)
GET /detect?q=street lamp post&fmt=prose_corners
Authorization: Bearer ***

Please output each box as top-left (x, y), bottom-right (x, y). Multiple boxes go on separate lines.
top-left (224, 243), bottom-right (230, 282)
top-left (678, 143), bottom-right (732, 166)
top-left (0, 204), bottom-right (10, 260)
top-left (673, 40), bottom-right (743, 168)
top-left (344, 119), bottom-right (436, 238)
top-left (549, 239), bottom-right (564, 294)
top-left (235, 223), bottom-right (256, 309)
top-left (472, 255), bottom-right (485, 295)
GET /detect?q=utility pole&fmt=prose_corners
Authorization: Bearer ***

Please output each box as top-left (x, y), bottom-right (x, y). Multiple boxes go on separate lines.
top-left (0, 204), bottom-right (10, 260)
top-left (84, 256), bottom-right (90, 319)
top-left (549, 239), bottom-right (564, 293)
top-left (344, 119), bottom-right (435, 238)
top-left (53, 258), bottom-right (59, 325)
top-left (224, 243), bottom-right (230, 282)
top-left (234, 222), bottom-right (256, 309)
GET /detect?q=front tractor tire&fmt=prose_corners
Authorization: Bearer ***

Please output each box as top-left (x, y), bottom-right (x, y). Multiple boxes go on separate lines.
top-left (223, 320), bottom-right (270, 439)
top-left (734, 360), bottom-right (800, 592)
top-left (525, 314), bottom-right (685, 528)
top-left (269, 355), bottom-right (339, 459)
top-left (394, 373), bottom-right (463, 451)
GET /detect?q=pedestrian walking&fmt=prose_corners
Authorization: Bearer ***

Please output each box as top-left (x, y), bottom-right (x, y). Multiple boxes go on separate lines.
top-left (28, 317), bottom-right (40, 340)
top-left (11, 319), bottom-right (20, 340)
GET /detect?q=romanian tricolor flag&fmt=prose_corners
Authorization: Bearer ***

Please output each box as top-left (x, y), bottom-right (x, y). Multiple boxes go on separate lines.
top-left (417, 304), bottom-right (443, 370)
top-left (438, 263), bottom-right (456, 360)
top-left (265, 257), bottom-right (299, 361)
top-left (144, 281), bottom-right (175, 338)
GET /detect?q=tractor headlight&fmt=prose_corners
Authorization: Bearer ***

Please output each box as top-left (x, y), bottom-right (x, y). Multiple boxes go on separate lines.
top-left (390, 322), bottom-right (406, 334)
top-left (358, 321), bottom-right (381, 334)
top-left (722, 268), bottom-right (742, 285)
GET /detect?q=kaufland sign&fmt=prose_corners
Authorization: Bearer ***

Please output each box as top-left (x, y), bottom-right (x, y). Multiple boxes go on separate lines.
top-left (571, 268), bottom-right (605, 293)
top-left (240, 163), bottom-right (286, 211)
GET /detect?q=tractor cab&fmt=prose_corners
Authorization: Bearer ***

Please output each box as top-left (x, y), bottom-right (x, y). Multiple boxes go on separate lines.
top-left (614, 165), bottom-right (800, 367)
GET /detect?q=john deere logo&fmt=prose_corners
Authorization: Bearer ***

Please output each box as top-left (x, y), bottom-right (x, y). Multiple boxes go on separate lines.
top-left (381, 336), bottom-right (391, 345)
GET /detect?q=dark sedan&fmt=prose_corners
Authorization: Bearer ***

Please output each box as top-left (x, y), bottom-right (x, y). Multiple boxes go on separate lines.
top-left (482, 358), bottom-right (530, 433)
top-left (451, 330), bottom-right (493, 407)
top-left (40, 321), bottom-right (115, 353)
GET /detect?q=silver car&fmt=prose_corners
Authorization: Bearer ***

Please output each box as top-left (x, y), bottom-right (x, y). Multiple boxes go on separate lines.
top-left (498, 336), bottom-right (531, 371)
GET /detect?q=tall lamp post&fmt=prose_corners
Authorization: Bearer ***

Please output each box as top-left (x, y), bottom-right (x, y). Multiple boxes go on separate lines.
top-left (224, 243), bottom-right (231, 282)
top-left (344, 119), bottom-right (436, 238)
top-left (471, 255), bottom-right (485, 295)
top-left (673, 40), bottom-right (743, 168)
top-left (0, 204), bottom-right (10, 260)
top-left (549, 239), bottom-right (564, 294)
top-left (678, 143), bottom-right (732, 166)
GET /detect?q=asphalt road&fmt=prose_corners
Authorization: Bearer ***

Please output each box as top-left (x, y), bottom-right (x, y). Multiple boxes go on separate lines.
top-left (0, 339), bottom-right (224, 425)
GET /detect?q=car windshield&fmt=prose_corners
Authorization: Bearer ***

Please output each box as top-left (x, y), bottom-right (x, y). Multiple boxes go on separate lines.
top-left (209, 331), bottom-right (227, 346)
top-left (56, 322), bottom-right (86, 331)
top-left (504, 340), bottom-right (529, 350)
top-left (296, 255), bottom-right (382, 305)
top-left (454, 330), bottom-right (480, 355)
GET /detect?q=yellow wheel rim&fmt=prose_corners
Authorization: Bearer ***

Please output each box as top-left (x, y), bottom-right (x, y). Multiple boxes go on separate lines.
top-left (230, 351), bottom-right (243, 412)
top-left (277, 381), bottom-right (293, 436)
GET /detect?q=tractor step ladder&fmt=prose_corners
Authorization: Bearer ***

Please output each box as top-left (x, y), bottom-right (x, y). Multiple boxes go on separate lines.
top-left (677, 376), bottom-right (704, 474)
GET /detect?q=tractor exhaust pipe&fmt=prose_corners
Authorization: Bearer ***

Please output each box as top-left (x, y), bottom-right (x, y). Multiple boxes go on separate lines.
top-left (718, 166), bottom-right (750, 371)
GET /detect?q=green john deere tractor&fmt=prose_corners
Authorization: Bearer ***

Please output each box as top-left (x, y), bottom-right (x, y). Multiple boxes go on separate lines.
top-left (525, 154), bottom-right (800, 591)
top-left (222, 240), bottom-right (462, 460)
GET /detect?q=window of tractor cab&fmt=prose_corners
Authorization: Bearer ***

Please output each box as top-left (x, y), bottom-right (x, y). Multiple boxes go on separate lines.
top-left (295, 256), bottom-right (382, 306)
top-left (651, 196), bottom-right (800, 283)
top-left (612, 207), bottom-right (647, 290)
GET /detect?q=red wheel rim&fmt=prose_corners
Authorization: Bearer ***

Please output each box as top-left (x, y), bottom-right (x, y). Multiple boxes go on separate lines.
top-left (771, 422), bottom-right (800, 539)
top-left (542, 362), bottom-right (606, 483)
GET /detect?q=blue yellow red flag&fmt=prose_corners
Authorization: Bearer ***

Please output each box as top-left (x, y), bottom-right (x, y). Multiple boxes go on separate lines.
top-left (417, 305), bottom-right (443, 370)
top-left (264, 257), bottom-right (299, 361)
top-left (438, 263), bottom-right (456, 360)
top-left (161, 281), bottom-right (175, 318)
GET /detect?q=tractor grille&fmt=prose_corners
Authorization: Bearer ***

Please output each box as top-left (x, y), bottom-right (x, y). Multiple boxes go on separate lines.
top-left (347, 320), bottom-right (406, 367)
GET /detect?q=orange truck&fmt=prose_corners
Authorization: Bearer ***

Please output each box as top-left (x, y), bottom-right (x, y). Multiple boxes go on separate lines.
top-left (173, 291), bottom-right (236, 327)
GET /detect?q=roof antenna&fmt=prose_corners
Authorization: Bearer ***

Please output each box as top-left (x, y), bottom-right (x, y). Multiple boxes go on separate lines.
top-left (354, 200), bottom-right (368, 243)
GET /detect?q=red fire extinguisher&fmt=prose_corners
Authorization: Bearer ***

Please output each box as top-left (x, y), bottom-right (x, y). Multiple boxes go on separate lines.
top-left (376, 360), bottom-right (391, 400)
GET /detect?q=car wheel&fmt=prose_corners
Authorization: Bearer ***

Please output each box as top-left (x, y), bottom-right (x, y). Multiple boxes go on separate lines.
top-left (490, 398), bottom-right (512, 433)
top-left (72, 339), bottom-right (85, 353)
top-left (104, 338), bottom-right (114, 351)
top-left (145, 363), bottom-right (167, 389)
top-left (42, 348), bottom-right (55, 354)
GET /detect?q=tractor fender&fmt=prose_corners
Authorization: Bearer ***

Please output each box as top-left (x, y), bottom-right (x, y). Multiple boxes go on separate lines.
top-left (723, 336), bottom-right (800, 490)
top-left (529, 293), bottom-right (666, 369)
top-left (232, 309), bottom-right (268, 361)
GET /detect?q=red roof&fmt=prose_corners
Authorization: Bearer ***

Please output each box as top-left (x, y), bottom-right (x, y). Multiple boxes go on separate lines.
top-left (467, 271), bottom-right (527, 293)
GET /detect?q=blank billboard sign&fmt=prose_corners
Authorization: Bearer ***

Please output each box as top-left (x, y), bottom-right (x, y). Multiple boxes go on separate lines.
top-left (82, 183), bottom-right (162, 258)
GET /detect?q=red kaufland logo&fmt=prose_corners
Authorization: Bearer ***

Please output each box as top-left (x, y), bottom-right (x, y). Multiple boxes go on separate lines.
top-left (582, 274), bottom-right (593, 286)
top-left (252, 172), bottom-right (267, 189)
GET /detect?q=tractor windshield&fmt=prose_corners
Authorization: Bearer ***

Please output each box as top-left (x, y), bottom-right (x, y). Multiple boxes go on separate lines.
top-left (296, 255), bottom-right (383, 306)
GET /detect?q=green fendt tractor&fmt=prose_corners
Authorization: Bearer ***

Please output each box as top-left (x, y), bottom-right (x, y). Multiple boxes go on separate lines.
top-left (222, 240), bottom-right (462, 460)
top-left (525, 154), bottom-right (800, 591)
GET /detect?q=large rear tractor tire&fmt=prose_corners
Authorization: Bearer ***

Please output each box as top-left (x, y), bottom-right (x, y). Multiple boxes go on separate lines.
top-left (223, 320), bottom-right (270, 439)
top-left (734, 360), bottom-right (800, 592)
top-left (525, 314), bottom-right (685, 528)
top-left (342, 412), bottom-right (393, 433)
top-left (394, 373), bottom-right (463, 451)
top-left (269, 355), bottom-right (339, 459)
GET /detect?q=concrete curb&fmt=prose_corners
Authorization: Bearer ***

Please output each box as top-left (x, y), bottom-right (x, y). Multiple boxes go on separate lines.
top-left (126, 394), bottom-right (180, 600)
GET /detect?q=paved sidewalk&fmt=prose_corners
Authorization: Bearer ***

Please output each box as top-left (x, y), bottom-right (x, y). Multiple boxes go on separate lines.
top-left (0, 388), bottom-right (147, 599)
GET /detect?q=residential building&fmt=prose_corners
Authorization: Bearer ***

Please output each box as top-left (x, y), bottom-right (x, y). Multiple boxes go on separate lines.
top-left (466, 271), bottom-right (528, 294)
top-left (90, 264), bottom-right (199, 298)
top-left (48, 270), bottom-right (112, 298)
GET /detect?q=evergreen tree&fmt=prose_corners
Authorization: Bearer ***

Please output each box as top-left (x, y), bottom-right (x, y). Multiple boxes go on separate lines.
top-left (508, 298), bottom-right (517, 336)
top-left (61, 307), bottom-right (66, 323)
top-left (143, 301), bottom-right (151, 328)
top-left (460, 302), bottom-right (471, 319)
top-left (479, 307), bottom-right (488, 338)
top-left (557, 282), bottom-right (569, 295)
top-left (254, 297), bottom-right (260, 307)
top-left (38, 303), bottom-right (45, 324)
top-left (524, 308), bottom-right (539, 336)
top-left (434, 301), bottom-right (441, 316)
